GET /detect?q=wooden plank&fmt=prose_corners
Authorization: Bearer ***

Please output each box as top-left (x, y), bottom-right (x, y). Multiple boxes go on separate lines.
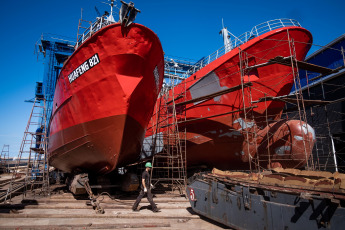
top-left (270, 56), bottom-right (333, 74)
top-left (166, 95), bottom-right (184, 105)
top-left (253, 96), bottom-right (331, 106)
top-left (246, 56), bottom-right (339, 77)
top-left (309, 66), bottom-right (345, 81)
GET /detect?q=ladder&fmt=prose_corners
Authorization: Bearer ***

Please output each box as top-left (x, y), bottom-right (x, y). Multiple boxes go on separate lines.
top-left (151, 76), bottom-right (187, 194)
top-left (4, 98), bottom-right (49, 202)
top-left (0, 145), bottom-right (9, 173)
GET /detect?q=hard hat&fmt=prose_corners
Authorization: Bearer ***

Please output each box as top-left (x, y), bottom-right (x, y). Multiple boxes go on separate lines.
top-left (145, 162), bottom-right (152, 168)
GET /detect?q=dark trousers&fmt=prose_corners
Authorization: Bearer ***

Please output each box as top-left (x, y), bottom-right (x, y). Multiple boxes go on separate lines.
top-left (36, 136), bottom-right (41, 148)
top-left (132, 189), bottom-right (157, 211)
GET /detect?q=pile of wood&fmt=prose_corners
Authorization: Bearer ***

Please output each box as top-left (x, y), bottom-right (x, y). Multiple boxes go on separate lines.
top-left (212, 168), bottom-right (345, 193)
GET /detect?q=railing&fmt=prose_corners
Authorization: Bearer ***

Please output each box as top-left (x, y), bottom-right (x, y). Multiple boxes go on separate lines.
top-left (76, 17), bottom-right (114, 49)
top-left (175, 19), bottom-right (302, 80)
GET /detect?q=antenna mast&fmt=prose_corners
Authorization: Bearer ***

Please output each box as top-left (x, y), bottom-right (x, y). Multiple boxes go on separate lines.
top-left (220, 19), bottom-right (232, 53)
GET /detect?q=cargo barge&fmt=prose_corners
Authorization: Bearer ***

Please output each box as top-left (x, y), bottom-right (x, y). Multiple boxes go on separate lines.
top-left (187, 168), bottom-right (345, 230)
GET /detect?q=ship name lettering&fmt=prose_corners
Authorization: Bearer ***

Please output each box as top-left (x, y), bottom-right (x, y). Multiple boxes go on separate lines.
top-left (68, 53), bottom-right (100, 83)
top-left (80, 61), bottom-right (90, 73)
top-left (89, 54), bottom-right (100, 67)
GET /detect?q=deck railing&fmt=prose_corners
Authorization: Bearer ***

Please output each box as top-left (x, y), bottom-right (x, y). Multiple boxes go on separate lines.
top-left (75, 17), bottom-right (114, 49)
top-left (179, 19), bottom-right (301, 79)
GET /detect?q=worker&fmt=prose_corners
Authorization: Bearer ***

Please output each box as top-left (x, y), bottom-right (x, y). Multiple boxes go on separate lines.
top-left (35, 125), bottom-right (44, 149)
top-left (132, 162), bottom-right (160, 212)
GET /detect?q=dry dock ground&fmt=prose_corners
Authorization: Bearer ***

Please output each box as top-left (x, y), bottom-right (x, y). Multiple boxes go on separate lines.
top-left (0, 185), bottom-right (229, 229)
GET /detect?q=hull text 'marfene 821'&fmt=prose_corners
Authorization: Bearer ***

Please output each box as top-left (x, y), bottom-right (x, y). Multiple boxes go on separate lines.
top-left (48, 1), bottom-right (164, 175)
top-left (146, 19), bottom-right (315, 170)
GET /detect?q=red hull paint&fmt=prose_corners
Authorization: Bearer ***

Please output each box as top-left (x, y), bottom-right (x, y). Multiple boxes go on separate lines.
top-left (148, 26), bottom-right (315, 170)
top-left (48, 23), bottom-right (164, 174)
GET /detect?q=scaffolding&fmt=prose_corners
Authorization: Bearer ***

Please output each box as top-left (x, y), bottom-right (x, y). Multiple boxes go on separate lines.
top-left (284, 36), bottom-right (345, 173)
top-left (4, 98), bottom-right (49, 202)
top-left (149, 65), bottom-right (187, 194)
top-left (238, 37), bottom-right (317, 172)
top-left (187, 34), bottom-right (317, 172)
top-left (1, 35), bottom-right (74, 202)
top-left (0, 145), bottom-right (10, 173)
top-left (148, 22), bottom-right (345, 178)
top-left (240, 36), bottom-right (345, 173)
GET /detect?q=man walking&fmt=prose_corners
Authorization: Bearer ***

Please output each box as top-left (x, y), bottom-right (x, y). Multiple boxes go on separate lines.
top-left (132, 162), bottom-right (160, 212)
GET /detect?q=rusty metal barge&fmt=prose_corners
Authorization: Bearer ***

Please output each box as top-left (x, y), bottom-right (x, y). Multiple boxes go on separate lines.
top-left (187, 168), bottom-right (345, 230)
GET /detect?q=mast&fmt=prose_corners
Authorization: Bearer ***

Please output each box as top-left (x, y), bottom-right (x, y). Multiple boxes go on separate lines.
top-left (106, 0), bottom-right (116, 23)
top-left (220, 19), bottom-right (232, 53)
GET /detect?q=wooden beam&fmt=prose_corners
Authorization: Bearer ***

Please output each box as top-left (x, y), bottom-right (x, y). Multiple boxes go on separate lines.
top-left (166, 95), bottom-right (184, 105)
top-left (253, 95), bottom-right (331, 106)
top-left (269, 56), bottom-right (333, 75)
top-left (246, 56), bottom-right (340, 78)
top-left (252, 95), bottom-right (291, 104)
top-left (285, 96), bottom-right (345, 113)
top-left (309, 66), bottom-right (345, 82)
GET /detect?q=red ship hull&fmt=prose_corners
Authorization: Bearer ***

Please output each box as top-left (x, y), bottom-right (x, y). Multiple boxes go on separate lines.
top-left (48, 23), bottom-right (164, 174)
top-left (147, 26), bottom-right (315, 170)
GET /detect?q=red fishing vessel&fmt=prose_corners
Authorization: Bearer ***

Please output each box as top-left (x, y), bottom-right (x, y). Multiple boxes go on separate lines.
top-left (48, 1), bottom-right (164, 174)
top-left (146, 19), bottom-right (315, 170)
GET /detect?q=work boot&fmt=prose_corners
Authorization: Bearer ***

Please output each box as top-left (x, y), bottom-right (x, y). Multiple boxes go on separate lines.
top-left (132, 207), bottom-right (139, 212)
top-left (152, 208), bottom-right (161, 213)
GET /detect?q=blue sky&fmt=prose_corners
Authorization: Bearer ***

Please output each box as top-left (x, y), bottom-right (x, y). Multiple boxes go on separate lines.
top-left (0, 0), bottom-right (344, 157)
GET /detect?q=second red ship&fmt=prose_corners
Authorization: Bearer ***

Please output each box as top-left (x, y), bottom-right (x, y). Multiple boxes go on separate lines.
top-left (146, 19), bottom-right (315, 170)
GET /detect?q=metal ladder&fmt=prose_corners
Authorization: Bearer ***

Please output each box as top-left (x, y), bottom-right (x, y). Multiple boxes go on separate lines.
top-left (4, 98), bottom-right (49, 202)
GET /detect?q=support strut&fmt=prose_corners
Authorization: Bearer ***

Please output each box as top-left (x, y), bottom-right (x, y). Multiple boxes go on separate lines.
top-left (77, 174), bottom-right (104, 214)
